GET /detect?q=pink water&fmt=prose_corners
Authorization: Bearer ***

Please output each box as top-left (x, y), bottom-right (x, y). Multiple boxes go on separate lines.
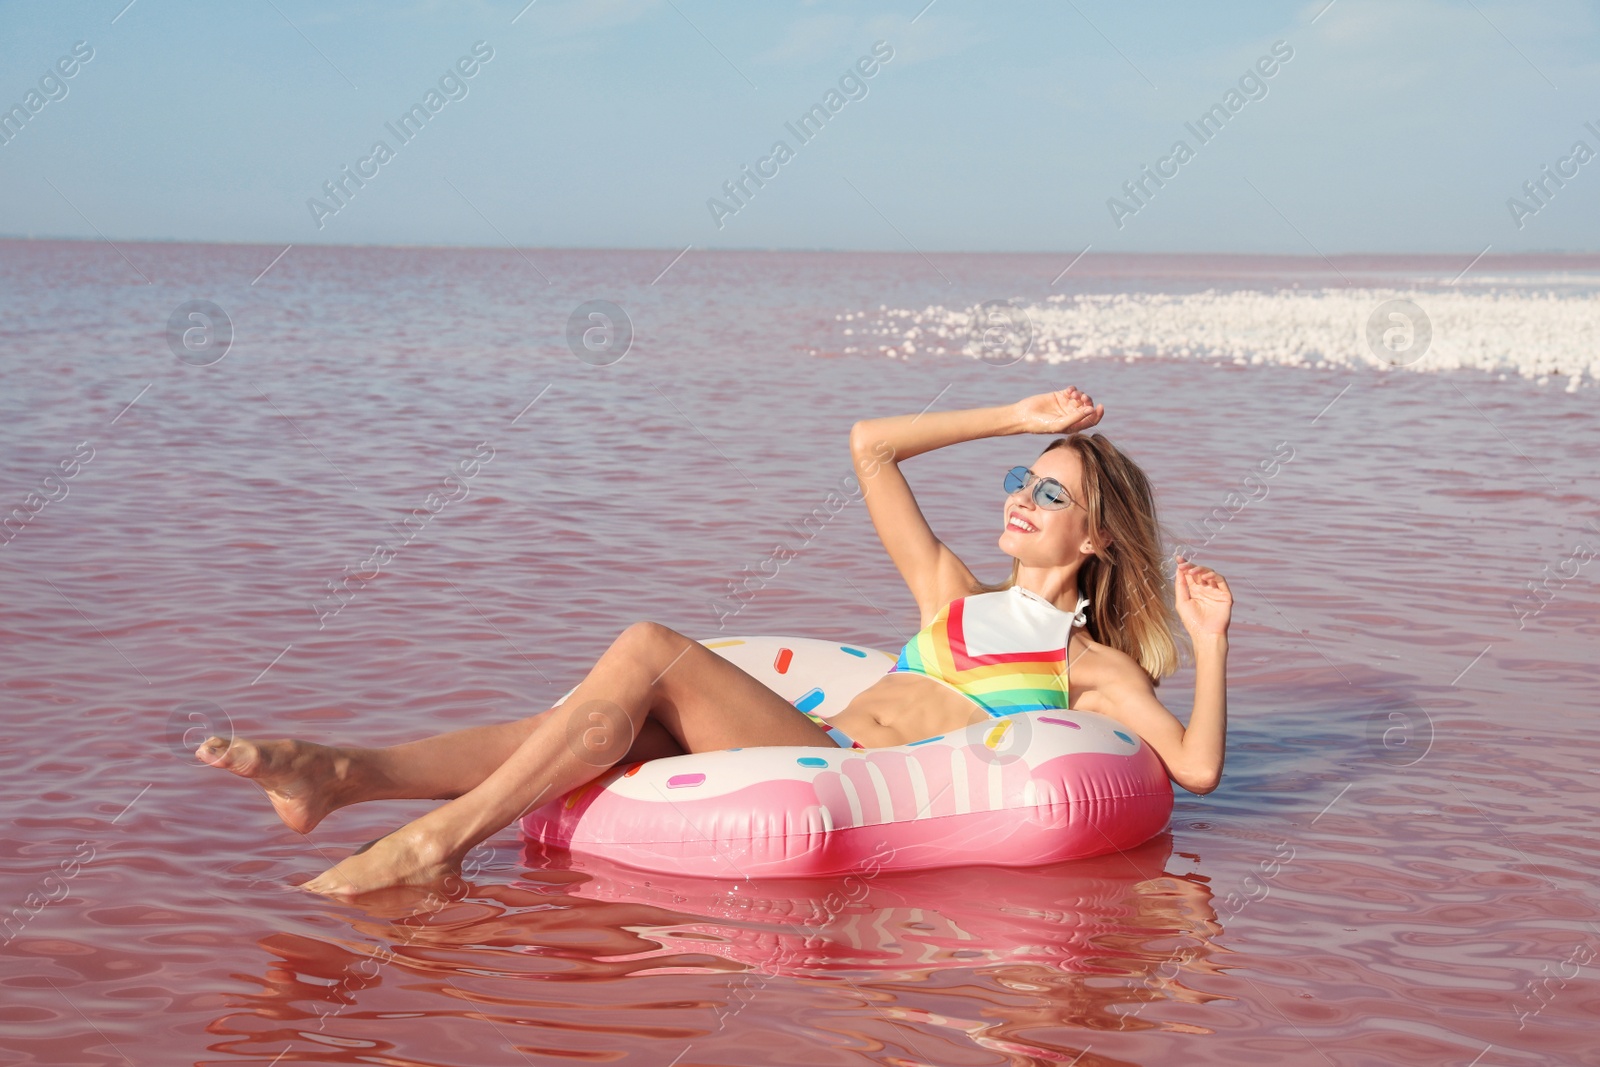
top-left (2, 240), bottom-right (1598, 1066)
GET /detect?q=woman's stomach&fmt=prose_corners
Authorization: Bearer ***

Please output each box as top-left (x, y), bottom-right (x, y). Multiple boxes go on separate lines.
top-left (826, 671), bottom-right (987, 748)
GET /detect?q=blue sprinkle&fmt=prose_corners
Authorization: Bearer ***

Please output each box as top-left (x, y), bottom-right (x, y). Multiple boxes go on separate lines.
top-left (794, 687), bottom-right (825, 713)
top-left (728, 747), bottom-right (743, 752)
top-left (797, 756), bottom-right (828, 767)
top-left (908, 735), bottom-right (945, 746)
top-left (1114, 730), bottom-right (1134, 744)
top-left (839, 645), bottom-right (868, 657)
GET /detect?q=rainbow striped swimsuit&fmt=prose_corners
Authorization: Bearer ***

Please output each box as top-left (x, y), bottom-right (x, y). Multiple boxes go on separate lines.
top-left (887, 585), bottom-right (1090, 717)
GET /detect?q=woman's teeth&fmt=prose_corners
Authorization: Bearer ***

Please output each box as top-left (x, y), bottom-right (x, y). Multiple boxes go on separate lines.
top-left (1008, 516), bottom-right (1036, 533)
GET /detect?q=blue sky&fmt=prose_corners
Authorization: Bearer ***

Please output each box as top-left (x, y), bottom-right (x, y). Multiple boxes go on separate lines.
top-left (2, 0), bottom-right (1597, 253)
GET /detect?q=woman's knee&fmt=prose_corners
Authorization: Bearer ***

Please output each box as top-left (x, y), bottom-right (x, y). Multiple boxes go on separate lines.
top-left (614, 620), bottom-right (681, 655)
top-left (618, 619), bottom-right (672, 640)
top-left (608, 621), bottom-right (690, 678)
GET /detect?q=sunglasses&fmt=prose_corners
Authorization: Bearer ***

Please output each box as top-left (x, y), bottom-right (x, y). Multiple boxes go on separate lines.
top-left (1004, 465), bottom-right (1076, 510)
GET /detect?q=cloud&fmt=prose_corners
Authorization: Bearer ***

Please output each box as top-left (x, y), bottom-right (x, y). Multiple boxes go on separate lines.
top-left (537, 0), bottom-right (663, 35)
top-left (751, 13), bottom-right (859, 65)
top-left (863, 12), bottom-right (984, 66)
top-left (1299, 0), bottom-right (1581, 92)
top-left (752, 10), bottom-right (982, 69)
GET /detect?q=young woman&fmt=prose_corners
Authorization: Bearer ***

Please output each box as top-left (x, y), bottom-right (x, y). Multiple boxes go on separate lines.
top-left (199, 386), bottom-right (1232, 896)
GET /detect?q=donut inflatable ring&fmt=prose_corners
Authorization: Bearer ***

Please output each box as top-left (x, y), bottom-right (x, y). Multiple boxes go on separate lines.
top-left (520, 635), bottom-right (1173, 878)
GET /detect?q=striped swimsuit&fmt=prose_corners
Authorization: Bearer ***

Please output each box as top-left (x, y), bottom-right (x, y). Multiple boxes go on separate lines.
top-left (888, 585), bottom-right (1090, 717)
top-left (809, 585), bottom-right (1089, 750)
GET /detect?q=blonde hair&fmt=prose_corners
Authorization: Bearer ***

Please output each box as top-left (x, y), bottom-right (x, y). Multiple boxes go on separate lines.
top-left (978, 433), bottom-right (1179, 683)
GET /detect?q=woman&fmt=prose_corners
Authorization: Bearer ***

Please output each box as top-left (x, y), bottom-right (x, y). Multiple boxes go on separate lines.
top-left (200, 386), bottom-right (1232, 896)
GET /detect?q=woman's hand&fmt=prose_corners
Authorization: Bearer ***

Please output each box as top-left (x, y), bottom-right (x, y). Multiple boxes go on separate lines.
top-left (1174, 556), bottom-right (1232, 638)
top-left (1013, 387), bottom-right (1104, 435)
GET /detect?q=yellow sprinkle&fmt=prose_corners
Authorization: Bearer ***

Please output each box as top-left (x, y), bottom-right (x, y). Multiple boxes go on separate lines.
top-left (564, 781), bottom-right (597, 810)
top-left (985, 721), bottom-right (1010, 749)
top-left (702, 639), bottom-right (747, 648)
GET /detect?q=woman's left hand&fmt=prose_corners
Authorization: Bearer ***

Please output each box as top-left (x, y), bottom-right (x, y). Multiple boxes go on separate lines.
top-left (1174, 556), bottom-right (1232, 637)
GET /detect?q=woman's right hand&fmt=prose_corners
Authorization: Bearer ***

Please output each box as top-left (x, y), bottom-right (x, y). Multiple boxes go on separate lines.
top-left (1012, 387), bottom-right (1104, 435)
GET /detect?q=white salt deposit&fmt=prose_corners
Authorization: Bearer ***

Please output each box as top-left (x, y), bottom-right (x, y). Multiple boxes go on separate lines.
top-left (837, 289), bottom-right (1599, 392)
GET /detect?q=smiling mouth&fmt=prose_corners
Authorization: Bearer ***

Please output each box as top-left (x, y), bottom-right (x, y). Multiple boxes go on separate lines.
top-left (1006, 513), bottom-right (1037, 533)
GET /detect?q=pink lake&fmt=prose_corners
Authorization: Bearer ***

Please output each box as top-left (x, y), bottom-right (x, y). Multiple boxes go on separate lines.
top-left (2, 240), bottom-right (1598, 1066)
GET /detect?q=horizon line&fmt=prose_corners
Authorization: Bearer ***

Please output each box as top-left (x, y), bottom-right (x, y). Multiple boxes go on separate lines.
top-left (3, 233), bottom-right (1599, 260)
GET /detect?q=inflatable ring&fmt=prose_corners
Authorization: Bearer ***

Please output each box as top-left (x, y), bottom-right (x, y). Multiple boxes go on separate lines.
top-left (521, 635), bottom-right (1173, 878)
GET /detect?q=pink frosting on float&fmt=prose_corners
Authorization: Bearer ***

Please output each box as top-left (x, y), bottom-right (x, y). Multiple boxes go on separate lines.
top-left (522, 746), bottom-right (1171, 879)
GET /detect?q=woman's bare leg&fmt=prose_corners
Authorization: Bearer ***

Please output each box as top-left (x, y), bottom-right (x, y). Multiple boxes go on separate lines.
top-left (196, 707), bottom-right (686, 834)
top-left (364, 715), bottom-right (687, 798)
top-left (297, 621), bottom-right (839, 896)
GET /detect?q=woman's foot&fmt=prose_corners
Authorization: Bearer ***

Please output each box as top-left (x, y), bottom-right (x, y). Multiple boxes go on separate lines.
top-left (196, 736), bottom-right (358, 834)
top-left (299, 815), bottom-right (463, 898)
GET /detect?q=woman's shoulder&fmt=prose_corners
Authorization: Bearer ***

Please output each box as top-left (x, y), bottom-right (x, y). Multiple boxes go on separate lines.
top-left (1067, 637), bottom-right (1160, 721)
top-left (1069, 633), bottom-right (1154, 693)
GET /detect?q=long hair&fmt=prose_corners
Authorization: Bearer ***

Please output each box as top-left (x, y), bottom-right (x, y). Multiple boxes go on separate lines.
top-left (977, 433), bottom-right (1179, 683)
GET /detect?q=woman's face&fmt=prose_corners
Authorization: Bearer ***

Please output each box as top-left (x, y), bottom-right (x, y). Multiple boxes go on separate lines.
top-left (998, 447), bottom-right (1095, 565)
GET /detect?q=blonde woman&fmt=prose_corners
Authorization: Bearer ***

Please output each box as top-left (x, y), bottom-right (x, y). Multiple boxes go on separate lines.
top-left (200, 387), bottom-right (1231, 896)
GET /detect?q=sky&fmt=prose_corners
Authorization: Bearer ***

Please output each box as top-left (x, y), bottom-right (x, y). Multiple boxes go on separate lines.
top-left (1, 0), bottom-right (1597, 254)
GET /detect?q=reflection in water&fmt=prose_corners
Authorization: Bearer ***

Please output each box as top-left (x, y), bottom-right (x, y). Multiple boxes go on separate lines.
top-left (207, 834), bottom-right (1234, 1062)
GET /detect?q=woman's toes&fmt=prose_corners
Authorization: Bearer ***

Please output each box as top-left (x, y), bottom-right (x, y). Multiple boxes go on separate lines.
top-left (197, 737), bottom-right (260, 776)
top-left (299, 872), bottom-right (347, 897)
top-left (195, 736), bottom-right (234, 766)
top-left (295, 822), bottom-right (462, 897)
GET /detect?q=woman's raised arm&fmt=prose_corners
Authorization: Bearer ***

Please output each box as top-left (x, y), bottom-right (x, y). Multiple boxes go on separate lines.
top-left (848, 409), bottom-right (1011, 620)
top-left (847, 387), bottom-right (1103, 621)
top-left (850, 387), bottom-right (1103, 465)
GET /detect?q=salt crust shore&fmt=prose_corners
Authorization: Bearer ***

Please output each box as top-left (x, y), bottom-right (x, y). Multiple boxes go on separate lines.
top-left (837, 288), bottom-right (1600, 392)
